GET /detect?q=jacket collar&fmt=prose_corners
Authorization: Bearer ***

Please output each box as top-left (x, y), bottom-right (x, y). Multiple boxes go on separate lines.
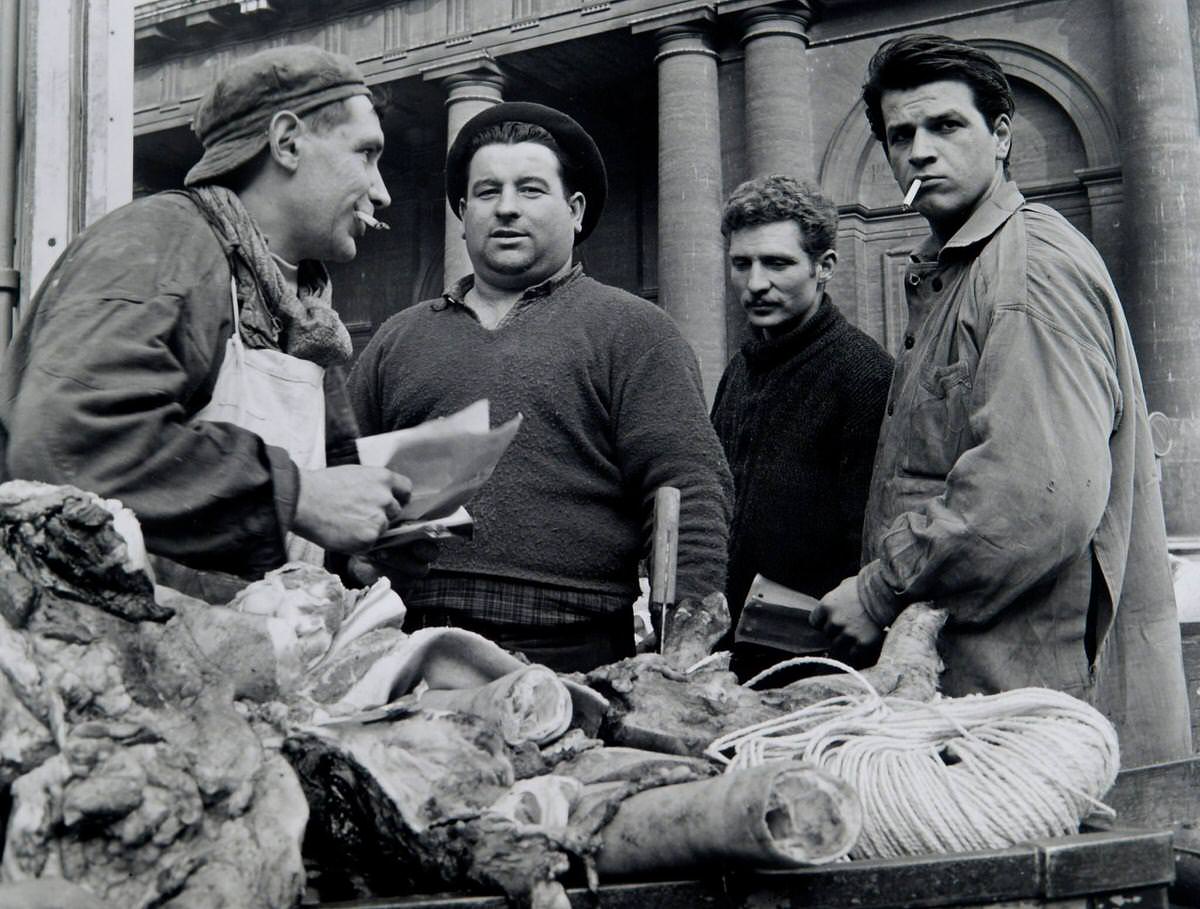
top-left (444, 263), bottom-right (584, 307)
top-left (912, 179), bottom-right (1025, 264)
top-left (741, 293), bottom-right (845, 370)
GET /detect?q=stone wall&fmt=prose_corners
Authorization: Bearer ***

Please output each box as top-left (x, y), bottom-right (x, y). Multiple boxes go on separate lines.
top-left (133, 0), bottom-right (1200, 532)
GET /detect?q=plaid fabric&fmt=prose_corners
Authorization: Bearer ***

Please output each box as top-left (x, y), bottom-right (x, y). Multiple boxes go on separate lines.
top-left (403, 572), bottom-right (630, 627)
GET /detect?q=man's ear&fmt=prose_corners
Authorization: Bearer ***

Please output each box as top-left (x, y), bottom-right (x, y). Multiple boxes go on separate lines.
top-left (267, 111), bottom-right (304, 174)
top-left (992, 113), bottom-right (1012, 163)
top-left (816, 249), bottom-right (838, 283)
top-left (568, 191), bottom-right (586, 235)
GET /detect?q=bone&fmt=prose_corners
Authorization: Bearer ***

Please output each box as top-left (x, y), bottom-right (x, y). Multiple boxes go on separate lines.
top-left (417, 665), bottom-right (574, 746)
top-left (594, 763), bottom-right (862, 873)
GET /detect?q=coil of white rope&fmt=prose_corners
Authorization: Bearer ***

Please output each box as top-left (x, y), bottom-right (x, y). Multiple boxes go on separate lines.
top-left (705, 656), bottom-right (1120, 859)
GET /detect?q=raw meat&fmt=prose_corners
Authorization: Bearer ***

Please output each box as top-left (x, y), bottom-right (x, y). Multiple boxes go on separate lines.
top-left (0, 482), bottom-right (306, 909)
top-left (583, 603), bottom-right (948, 757)
top-left (595, 763), bottom-right (862, 873)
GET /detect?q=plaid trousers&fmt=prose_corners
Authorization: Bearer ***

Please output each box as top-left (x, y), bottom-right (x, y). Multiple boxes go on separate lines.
top-left (402, 571), bottom-right (635, 671)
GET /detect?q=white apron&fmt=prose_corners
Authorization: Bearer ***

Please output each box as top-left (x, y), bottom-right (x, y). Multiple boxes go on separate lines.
top-left (196, 275), bottom-right (327, 565)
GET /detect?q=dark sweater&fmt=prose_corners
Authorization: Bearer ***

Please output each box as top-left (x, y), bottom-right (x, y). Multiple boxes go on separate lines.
top-left (711, 295), bottom-right (894, 617)
top-left (348, 267), bottom-right (732, 601)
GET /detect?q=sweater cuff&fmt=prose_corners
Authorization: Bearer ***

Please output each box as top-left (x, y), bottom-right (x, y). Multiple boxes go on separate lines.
top-left (858, 560), bottom-right (903, 628)
top-left (264, 443), bottom-right (300, 550)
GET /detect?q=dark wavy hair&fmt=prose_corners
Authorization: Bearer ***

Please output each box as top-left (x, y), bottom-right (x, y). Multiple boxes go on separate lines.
top-left (721, 174), bottom-right (838, 257)
top-left (466, 121), bottom-right (580, 197)
top-left (862, 34), bottom-right (1014, 156)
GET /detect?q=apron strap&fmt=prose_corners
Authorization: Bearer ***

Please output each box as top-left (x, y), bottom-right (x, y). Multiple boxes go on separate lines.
top-left (229, 274), bottom-right (245, 343)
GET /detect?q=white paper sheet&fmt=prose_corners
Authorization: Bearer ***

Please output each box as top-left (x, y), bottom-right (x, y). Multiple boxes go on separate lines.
top-left (355, 400), bottom-right (523, 522)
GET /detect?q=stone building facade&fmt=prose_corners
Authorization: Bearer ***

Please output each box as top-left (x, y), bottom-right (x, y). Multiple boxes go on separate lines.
top-left (133, 0), bottom-right (1200, 538)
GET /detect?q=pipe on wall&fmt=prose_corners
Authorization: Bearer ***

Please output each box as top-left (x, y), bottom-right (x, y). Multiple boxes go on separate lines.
top-left (0, 0), bottom-right (22, 346)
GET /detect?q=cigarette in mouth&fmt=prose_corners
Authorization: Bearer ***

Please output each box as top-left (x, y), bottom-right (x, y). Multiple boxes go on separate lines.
top-left (902, 179), bottom-right (923, 209)
top-left (354, 211), bottom-right (390, 231)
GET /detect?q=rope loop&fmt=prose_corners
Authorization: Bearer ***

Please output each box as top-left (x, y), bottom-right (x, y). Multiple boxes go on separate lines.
top-left (707, 659), bottom-right (1120, 859)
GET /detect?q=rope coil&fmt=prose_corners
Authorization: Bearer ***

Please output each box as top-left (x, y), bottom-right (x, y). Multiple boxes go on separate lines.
top-left (706, 656), bottom-right (1120, 859)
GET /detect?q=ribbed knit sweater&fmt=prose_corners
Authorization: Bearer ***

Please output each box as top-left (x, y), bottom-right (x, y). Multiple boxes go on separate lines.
top-left (348, 267), bottom-right (732, 601)
top-left (711, 295), bottom-right (894, 616)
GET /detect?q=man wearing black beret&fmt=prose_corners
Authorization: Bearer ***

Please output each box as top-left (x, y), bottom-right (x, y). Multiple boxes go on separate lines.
top-left (0, 45), bottom-right (428, 598)
top-left (349, 102), bottom-right (733, 671)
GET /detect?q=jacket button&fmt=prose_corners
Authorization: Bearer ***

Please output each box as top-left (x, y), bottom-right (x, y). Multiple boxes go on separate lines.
top-left (904, 335), bottom-right (915, 349)
top-left (932, 277), bottom-right (943, 291)
top-left (887, 402), bottom-right (895, 416)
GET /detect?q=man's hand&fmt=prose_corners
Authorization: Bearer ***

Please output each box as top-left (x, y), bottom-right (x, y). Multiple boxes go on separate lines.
top-left (811, 574), bottom-right (884, 661)
top-left (347, 540), bottom-right (440, 588)
top-left (293, 466), bottom-right (411, 553)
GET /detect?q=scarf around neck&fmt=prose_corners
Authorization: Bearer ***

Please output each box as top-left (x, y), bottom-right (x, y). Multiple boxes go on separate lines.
top-left (188, 185), bottom-right (353, 367)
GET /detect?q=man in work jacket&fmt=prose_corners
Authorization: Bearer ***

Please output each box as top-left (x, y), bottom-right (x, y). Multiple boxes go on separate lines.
top-left (811, 33), bottom-right (1192, 766)
top-left (0, 45), bottom-right (426, 595)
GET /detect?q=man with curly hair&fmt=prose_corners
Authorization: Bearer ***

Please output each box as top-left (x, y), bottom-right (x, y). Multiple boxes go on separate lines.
top-left (712, 174), bottom-right (893, 680)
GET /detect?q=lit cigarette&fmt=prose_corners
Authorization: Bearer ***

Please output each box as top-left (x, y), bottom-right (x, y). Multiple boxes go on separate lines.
top-left (902, 179), bottom-right (923, 209)
top-left (354, 211), bottom-right (390, 231)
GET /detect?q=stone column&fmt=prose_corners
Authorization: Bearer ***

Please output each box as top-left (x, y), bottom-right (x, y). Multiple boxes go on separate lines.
top-left (431, 61), bottom-right (505, 288)
top-left (740, 2), bottom-right (814, 180)
top-left (650, 24), bottom-right (727, 399)
top-left (1190, 0), bottom-right (1200, 106)
top-left (1113, 0), bottom-right (1200, 537)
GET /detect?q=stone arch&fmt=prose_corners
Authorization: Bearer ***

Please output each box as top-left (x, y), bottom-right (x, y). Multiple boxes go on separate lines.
top-left (818, 39), bottom-right (1119, 204)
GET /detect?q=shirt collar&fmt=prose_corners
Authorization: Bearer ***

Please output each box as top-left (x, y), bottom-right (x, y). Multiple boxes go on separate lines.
top-left (444, 263), bottom-right (584, 307)
top-left (911, 179), bottom-right (1025, 264)
top-left (741, 294), bottom-right (843, 368)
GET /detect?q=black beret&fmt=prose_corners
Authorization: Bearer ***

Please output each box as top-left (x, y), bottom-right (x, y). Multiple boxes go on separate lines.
top-left (445, 101), bottom-right (607, 244)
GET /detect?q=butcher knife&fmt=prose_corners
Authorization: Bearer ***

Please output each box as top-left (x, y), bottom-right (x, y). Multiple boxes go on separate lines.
top-left (734, 573), bottom-right (832, 655)
top-left (649, 486), bottom-right (680, 654)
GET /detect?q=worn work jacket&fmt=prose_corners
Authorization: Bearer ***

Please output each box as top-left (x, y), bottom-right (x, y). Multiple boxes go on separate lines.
top-left (0, 192), bottom-right (358, 580)
top-left (859, 179), bottom-right (1191, 766)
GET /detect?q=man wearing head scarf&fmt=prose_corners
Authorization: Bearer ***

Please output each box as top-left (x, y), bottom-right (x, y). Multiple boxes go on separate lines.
top-left (0, 45), bottom-right (426, 596)
top-left (348, 102), bottom-right (732, 672)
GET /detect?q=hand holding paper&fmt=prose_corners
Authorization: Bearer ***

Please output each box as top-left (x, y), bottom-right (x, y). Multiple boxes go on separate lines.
top-left (355, 400), bottom-right (522, 547)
